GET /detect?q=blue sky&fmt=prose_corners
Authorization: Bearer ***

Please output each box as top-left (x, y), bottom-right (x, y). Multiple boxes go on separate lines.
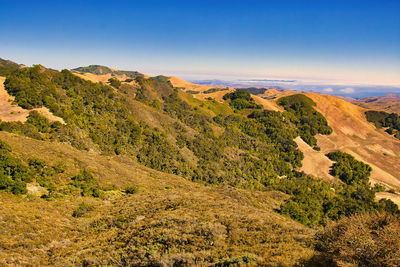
top-left (1, 0), bottom-right (399, 87)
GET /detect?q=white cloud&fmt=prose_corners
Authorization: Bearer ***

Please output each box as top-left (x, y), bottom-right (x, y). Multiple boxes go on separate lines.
top-left (323, 87), bottom-right (334, 92)
top-left (339, 87), bottom-right (355, 94)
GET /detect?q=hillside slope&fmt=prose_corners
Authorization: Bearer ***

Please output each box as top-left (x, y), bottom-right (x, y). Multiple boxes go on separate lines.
top-left (168, 77), bottom-right (282, 111)
top-left (242, 87), bottom-right (400, 191)
top-left (239, 88), bottom-right (400, 191)
top-left (304, 93), bottom-right (400, 189)
top-left (0, 131), bottom-right (314, 266)
top-left (168, 76), bottom-right (212, 92)
top-left (350, 94), bottom-right (400, 114)
top-left (71, 65), bottom-right (148, 84)
top-left (1, 61), bottom-right (399, 265)
top-left (294, 136), bottom-right (334, 181)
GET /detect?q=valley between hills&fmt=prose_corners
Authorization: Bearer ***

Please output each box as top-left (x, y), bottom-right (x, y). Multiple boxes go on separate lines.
top-left (0, 59), bottom-right (399, 266)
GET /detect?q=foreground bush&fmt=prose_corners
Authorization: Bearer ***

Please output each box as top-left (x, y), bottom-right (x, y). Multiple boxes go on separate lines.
top-left (72, 202), bottom-right (94, 217)
top-left (314, 212), bottom-right (400, 266)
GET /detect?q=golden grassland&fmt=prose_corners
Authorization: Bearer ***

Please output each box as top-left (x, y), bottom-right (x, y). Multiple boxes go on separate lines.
top-left (0, 131), bottom-right (316, 266)
top-left (303, 93), bottom-right (400, 191)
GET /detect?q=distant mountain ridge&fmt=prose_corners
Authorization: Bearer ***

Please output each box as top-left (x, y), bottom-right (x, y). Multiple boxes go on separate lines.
top-left (343, 94), bottom-right (400, 114)
top-left (0, 58), bottom-right (21, 76)
top-left (72, 64), bottom-right (144, 78)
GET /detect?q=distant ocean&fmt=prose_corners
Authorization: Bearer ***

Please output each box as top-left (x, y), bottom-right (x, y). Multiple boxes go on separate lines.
top-left (190, 79), bottom-right (400, 99)
top-left (283, 85), bottom-right (400, 98)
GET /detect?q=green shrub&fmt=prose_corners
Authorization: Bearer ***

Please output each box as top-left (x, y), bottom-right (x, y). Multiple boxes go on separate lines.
top-left (373, 184), bottom-right (386, 192)
top-left (26, 111), bottom-right (51, 133)
top-left (326, 151), bottom-right (372, 185)
top-left (0, 121), bottom-right (43, 140)
top-left (70, 169), bottom-right (102, 197)
top-left (279, 151), bottom-right (399, 226)
top-left (0, 139), bottom-right (32, 194)
top-left (0, 139), bottom-right (11, 153)
top-left (223, 90), bottom-right (262, 110)
top-left (0, 58), bottom-right (19, 76)
top-left (72, 202), bottom-right (95, 217)
top-left (235, 87), bottom-right (267, 95)
top-left (366, 110), bottom-right (400, 139)
top-left (124, 186), bottom-right (138, 194)
top-left (108, 78), bottom-right (121, 88)
top-left (278, 94), bottom-right (332, 147)
top-left (203, 87), bottom-right (229, 94)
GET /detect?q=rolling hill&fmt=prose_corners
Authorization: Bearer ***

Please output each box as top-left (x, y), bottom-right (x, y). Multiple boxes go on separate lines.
top-left (0, 58), bottom-right (399, 265)
top-left (241, 87), bottom-right (400, 193)
top-left (71, 65), bottom-right (148, 84)
top-left (349, 94), bottom-right (400, 114)
top-left (0, 130), bottom-right (314, 266)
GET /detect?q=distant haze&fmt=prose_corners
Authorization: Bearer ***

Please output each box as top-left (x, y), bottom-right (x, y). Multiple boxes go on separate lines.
top-left (187, 78), bottom-right (400, 98)
top-left (1, 0), bottom-right (399, 91)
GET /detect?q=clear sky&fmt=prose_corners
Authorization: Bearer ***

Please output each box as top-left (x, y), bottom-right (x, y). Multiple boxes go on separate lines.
top-left (1, 0), bottom-right (399, 86)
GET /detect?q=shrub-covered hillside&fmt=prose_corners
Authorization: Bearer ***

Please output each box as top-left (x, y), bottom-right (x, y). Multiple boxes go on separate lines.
top-left (0, 131), bottom-right (315, 266)
top-left (3, 65), bottom-right (305, 188)
top-left (2, 65), bottom-right (398, 218)
top-left (0, 58), bottom-right (19, 76)
top-left (0, 62), bottom-right (399, 265)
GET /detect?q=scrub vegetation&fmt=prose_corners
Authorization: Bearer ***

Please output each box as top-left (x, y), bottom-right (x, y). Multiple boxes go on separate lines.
top-left (0, 61), bottom-right (398, 265)
top-left (366, 110), bottom-right (400, 139)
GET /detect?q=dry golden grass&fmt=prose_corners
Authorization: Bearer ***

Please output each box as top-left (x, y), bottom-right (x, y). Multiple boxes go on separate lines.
top-left (0, 131), bottom-right (316, 266)
top-left (71, 71), bottom-right (144, 87)
top-left (294, 137), bottom-right (334, 181)
top-left (288, 93), bottom-right (400, 193)
top-left (168, 76), bottom-right (212, 92)
top-left (192, 89), bottom-right (282, 112)
top-left (193, 89), bottom-right (235, 101)
top-left (252, 94), bottom-right (282, 111)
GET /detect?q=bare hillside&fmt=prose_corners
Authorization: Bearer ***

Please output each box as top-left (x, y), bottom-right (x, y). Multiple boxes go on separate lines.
top-left (168, 76), bottom-right (213, 92)
top-left (294, 136), bottom-right (334, 181)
